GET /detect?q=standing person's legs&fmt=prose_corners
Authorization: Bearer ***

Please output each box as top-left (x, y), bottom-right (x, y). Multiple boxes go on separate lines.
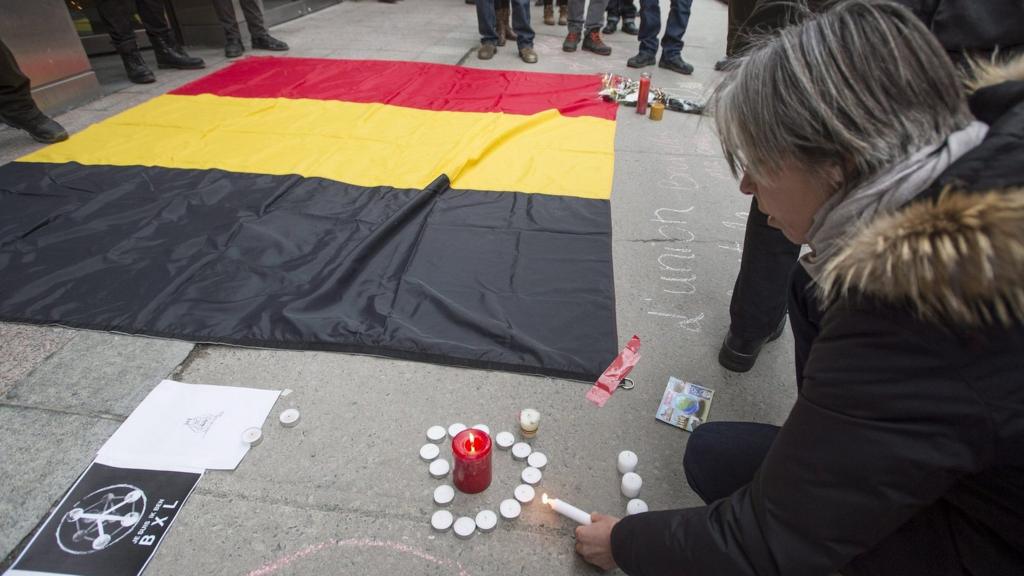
top-left (510, 0), bottom-right (537, 61)
top-left (134, 0), bottom-right (172, 41)
top-left (476, 0), bottom-right (499, 45)
top-left (238, 0), bottom-right (269, 38)
top-left (96, 0), bottom-right (157, 82)
top-left (96, 0), bottom-right (141, 52)
top-left (637, 0), bottom-right (661, 56)
top-left (660, 0), bottom-right (691, 57)
top-left (0, 38), bottom-right (33, 118)
top-left (682, 421), bottom-right (778, 503)
top-left (720, 197), bottom-right (801, 373)
top-left (210, 0), bottom-right (243, 43)
top-left (604, 0), bottom-right (620, 34)
top-left (584, 0), bottom-right (609, 30)
top-left (0, 38), bottom-right (68, 143)
top-left (567, 0), bottom-right (586, 33)
top-left (726, 0), bottom-right (757, 56)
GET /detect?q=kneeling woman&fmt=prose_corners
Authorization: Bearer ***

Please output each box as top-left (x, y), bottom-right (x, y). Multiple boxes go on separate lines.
top-left (576, 1), bottom-right (1024, 574)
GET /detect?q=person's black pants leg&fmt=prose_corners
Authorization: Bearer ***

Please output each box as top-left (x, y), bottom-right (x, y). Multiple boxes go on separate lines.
top-left (96, 0), bottom-right (142, 52)
top-left (0, 37), bottom-right (37, 120)
top-left (239, 0), bottom-right (268, 38)
top-left (728, 197), bottom-right (801, 342)
top-left (135, 0), bottom-right (173, 42)
top-left (211, 0), bottom-right (243, 42)
top-left (683, 421), bottom-right (778, 503)
top-left (683, 421), bottom-right (971, 576)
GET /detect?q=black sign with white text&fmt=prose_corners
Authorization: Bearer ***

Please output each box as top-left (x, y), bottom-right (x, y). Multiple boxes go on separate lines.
top-left (7, 462), bottom-right (201, 576)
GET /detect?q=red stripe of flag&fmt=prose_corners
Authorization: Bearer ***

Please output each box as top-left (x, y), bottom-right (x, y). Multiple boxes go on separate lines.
top-left (170, 56), bottom-right (617, 120)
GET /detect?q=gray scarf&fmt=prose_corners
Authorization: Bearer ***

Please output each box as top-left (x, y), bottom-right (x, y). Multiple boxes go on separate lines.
top-left (801, 121), bottom-right (989, 284)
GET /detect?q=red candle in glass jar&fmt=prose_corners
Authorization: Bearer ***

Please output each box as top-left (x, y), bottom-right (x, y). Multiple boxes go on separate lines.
top-left (452, 429), bottom-right (492, 494)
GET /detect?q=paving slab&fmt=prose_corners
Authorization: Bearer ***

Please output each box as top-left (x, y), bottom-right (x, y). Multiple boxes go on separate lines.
top-left (0, 406), bottom-right (121, 558)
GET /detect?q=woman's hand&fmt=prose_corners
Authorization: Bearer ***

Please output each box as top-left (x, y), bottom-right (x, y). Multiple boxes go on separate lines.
top-left (575, 513), bottom-right (620, 571)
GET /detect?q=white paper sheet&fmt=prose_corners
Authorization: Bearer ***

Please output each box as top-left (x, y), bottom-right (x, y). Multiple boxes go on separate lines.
top-left (96, 379), bottom-right (280, 471)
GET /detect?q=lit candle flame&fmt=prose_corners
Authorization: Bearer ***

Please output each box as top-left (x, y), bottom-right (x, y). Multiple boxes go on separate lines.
top-left (469, 433), bottom-right (475, 453)
top-left (542, 493), bottom-right (549, 505)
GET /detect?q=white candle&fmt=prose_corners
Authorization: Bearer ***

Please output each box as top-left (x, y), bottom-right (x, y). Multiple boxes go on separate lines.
top-left (626, 499), bottom-right (648, 515)
top-left (621, 472), bottom-right (642, 498)
top-left (429, 459), bottom-right (450, 479)
top-left (542, 494), bottom-right (592, 525)
top-left (279, 408), bottom-right (300, 427)
top-left (511, 442), bottom-right (532, 461)
top-left (617, 450), bottom-right (638, 474)
top-left (500, 498), bottom-right (522, 519)
top-left (453, 516), bottom-right (476, 539)
top-left (426, 425), bottom-right (447, 443)
top-left (475, 510), bottom-right (498, 532)
top-left (433, 484), bottom-right (455, 506)
top-left (521, 466), bottom-right (542, 485)
top-left (527, 451), bottom-right (548, 469)
top-left (448, 423), bottom-right (467, 438)
top-left (471, 424), bottom-right (491, 435)
top-left (420, 443), bottom-right (440, 461)
top-left (519, 409), bottom-right (540, 438)
top-left (495, 431), bottom-right (515, 449)
top-left (431, 510), bottom-right (454, 531)
top-left (514, 484), bottom-right (535, 503)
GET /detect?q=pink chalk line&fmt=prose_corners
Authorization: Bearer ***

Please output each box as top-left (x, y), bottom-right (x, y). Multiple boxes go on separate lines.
top-left (244, 538), bottom-right (471, 576)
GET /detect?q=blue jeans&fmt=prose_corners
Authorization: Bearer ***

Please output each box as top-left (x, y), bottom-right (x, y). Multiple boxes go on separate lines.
top-left (637, 0), bottom-right (692, 58)
top-left (477, 0), bottom-right (535, 48)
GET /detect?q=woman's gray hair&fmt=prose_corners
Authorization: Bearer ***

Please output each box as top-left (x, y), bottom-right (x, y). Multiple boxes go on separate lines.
top-left (713, 0), bottom-right (971, 189)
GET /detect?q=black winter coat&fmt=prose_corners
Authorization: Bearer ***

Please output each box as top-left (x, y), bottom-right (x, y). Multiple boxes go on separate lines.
top-left (610, 61), bottom-right (1024, 576)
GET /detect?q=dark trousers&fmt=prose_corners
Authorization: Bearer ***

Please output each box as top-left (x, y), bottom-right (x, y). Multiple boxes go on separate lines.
top-left (728, 197), bottom-right (801, 341)
top-left (96, 0), bottom-right (173, 52)
top-left (637, 0), bottom-right (693, 58)
top-left (477, 0), bottom-right (534, 47)
top-left (683, 422), bottom-right (976, 576)
top-left (543, 0), bottom-right (568, 7)
top-left (212, 0), bottom-right (268, 43)
top-left (606, 0), bottom-right (637, 22)
top-left (725, 0), bottom-right (755, 56)
top-left (0, 37), bottom-right (37, 121)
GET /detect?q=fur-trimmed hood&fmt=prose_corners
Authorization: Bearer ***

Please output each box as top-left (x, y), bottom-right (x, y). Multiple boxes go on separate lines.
top-left (819, 57), bottom-right (1024, 328)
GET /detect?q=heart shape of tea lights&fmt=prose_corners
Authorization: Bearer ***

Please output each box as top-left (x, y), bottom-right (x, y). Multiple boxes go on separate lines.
top-left (422, 423), bottom-right (545, 539)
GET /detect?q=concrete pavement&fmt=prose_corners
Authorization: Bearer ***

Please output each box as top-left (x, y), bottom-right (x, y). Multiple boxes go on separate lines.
top-left (0, 1), bottom-right (797, 574)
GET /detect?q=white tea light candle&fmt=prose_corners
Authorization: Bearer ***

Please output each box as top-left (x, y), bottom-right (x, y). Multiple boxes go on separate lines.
top-left (621, 472), bottom-right (642, 498)
top-left (617, 450), bottom-right (638, 474)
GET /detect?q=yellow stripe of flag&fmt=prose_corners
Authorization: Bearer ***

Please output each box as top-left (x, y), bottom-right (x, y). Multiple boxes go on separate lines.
top-left (21, 94), bottom-right (616, 200)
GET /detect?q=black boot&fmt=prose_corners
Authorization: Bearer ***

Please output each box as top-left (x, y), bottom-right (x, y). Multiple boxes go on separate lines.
top-left (1, 109), bottom-right (68, 144)
top-left (718, 316), bottom-right (787, 373)
top-left (252, 34), bottom-right (289, 51)
top-left (119, 49), bottom-right (156, 84)
top-left (151, 36), bottom-right (205, 70)
top-left (225, 39), bottom-right (244, 58)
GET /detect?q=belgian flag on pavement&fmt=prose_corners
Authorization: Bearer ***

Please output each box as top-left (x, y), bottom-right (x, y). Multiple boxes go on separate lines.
top-left (0, 57), bottom-right (618, 380)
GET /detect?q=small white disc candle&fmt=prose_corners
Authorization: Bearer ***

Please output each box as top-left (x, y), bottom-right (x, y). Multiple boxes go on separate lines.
top-left (448, 423), bottom-right (468, 438)
top-left (514, 484), bottom-right (535, 503)
top-left (242, 427), bottom-right (263, 447)
top-left (527, 452), bottom-right (547, 469)
top-left (471, 424), bottom-right (490, 435)
top-left (429, 459), bottom-right (450, 479)
top-left (420, 443), bottom-right (440, 461)
top-left (511, 442), bottom-right (532, 461)
top-left (617, 450), bottom-right (638, 474)
top-left (475, 510), bottom-right (498, 532)
top-left (626, 498), bottom-right (649, 515)
top-left (279, 408), bottom-right (300, 427)
top-left (495, 431), bottom-right (515, 449)
top-left (426, 425), bottom-right (447, 443)
top-left (433, 484), bottom-right (455, 506)
top-left (499, 498), bottom-right (522, 520)
top-left (431, 510), bottom-right (454, 532)
top-left (453, 516), bottom-right (476, 539)
top-left (621, 472), bottom-right (642, 498)
top-left (521, 466), bottom-right (542, 485)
